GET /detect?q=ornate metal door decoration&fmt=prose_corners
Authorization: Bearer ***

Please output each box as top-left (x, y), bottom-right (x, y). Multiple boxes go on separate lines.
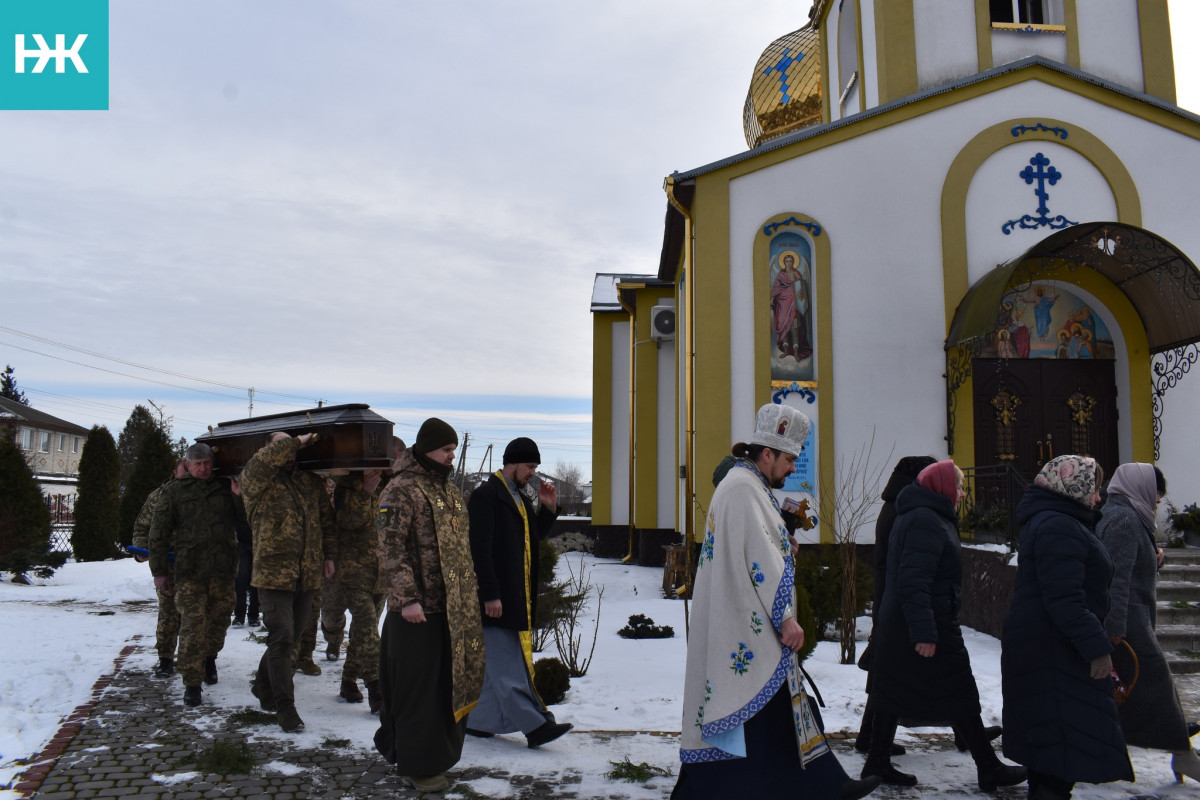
top-left (1002, 152), bottom-right (1078, 235)
top-left (1066, 391), bottom-right (1096, 456)
top-left (990, 390), bottom-right (1021, 462)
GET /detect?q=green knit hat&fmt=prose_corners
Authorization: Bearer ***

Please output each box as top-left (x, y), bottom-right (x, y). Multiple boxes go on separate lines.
top-left (415, 417), bottom-right (458, 455)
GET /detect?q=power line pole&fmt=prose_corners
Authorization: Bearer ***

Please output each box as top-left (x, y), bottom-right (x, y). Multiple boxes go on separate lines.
top-left (456, 432), bottom-right (470, 492)
top-left (248, 387), bottom-right (255, 417)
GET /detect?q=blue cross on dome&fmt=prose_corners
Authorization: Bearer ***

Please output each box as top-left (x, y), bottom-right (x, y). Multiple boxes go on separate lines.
top-left (763, 48), bottom-right (805, 104)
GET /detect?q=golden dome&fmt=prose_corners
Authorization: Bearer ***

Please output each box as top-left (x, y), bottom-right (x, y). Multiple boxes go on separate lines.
top-left (743, 25), bottom-right (823, 149)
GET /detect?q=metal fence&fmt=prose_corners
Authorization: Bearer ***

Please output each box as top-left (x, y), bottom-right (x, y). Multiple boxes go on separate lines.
top-left (958, 464), bottom-right (1031, 550)
top-left (49, 523), bottom-right (73, 555)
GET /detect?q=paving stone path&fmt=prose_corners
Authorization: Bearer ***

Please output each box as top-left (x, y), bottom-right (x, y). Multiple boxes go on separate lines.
top-left (13, 635), bottom-right (1200, 799)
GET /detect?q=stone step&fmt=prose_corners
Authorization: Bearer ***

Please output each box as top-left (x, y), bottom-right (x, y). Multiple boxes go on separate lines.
top-left (1168, 655), bottom-right (1200, 675)
top-left (1159, 564), bottom-right (1200, 582)
top-left (1161, 548), bottom-right (1200, 565)
top-left (1157, 582), bottom-right (1200, 602)
top-left (1155, 625), bottom-right (1200, 654)
top-left (1158, 603), bottom-right (1200, 627)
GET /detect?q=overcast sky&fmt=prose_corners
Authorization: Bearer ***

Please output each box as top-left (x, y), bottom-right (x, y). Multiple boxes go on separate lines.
top-left (2, 2), bottom-right (1199, 480)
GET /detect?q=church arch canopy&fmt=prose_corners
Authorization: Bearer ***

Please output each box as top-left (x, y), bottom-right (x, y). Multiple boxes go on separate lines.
top-left (946, 222), bottom-right (1200, 460)
top-left (947, 222), bottom-right (1200, 354)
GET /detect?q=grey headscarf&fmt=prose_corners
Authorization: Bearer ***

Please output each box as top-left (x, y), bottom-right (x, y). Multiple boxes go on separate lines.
top-left (1106, 462), bottom-right (1158, 531)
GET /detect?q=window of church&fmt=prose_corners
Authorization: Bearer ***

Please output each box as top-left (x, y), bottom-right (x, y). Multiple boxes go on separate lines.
top-left (991, 0), bottom-right (1061, 26)
top-left (838, 0), bottom-right (858, 102)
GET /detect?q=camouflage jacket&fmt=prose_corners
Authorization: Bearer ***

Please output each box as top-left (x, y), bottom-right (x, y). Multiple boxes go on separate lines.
top-left (131, 478), bottom-right (175, 553)
top-left (377, 449), bottom-right (484, 720)
top-left (332, 473), bottom-right (384, 593)
top-left (240, 437), bottom-right (336, 592)
top-left (148, 476), bottom-right (239, 580)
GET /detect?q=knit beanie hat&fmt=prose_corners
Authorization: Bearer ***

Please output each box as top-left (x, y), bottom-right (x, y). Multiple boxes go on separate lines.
top-left (917, 460), bottom-right (960, 504)
top-left (503, 437), bottom-right (541, 465)
top-left (747, 403), bottom-right (811, 457)
top-left (414, 417), bottom-right (458, 455)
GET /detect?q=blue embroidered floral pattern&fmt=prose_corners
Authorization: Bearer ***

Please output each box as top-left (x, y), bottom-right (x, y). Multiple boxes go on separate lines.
top-left (700, 528), bottom-right (715, 565)
top-left (750, 611), bottom-right (764, 635)
top-left (730, 643), bottom-right (755, 675)
top-left (749, 561), bottom-right (765, 587)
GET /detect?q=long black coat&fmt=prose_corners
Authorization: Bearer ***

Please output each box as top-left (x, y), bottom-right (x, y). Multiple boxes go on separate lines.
top-left (467, 474), bottom-right (558, 631)
top-left (871, 484), bottom-right (981, 722)
top-left (1001, 485), bottom-right (1133, 784)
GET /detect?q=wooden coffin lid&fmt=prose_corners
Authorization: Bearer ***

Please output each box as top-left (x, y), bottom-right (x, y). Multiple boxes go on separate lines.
top-left (196, 403), bottom-right (394, 476)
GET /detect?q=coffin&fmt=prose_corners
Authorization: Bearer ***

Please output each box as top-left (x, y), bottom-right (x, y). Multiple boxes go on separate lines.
top-left (196, 403), bottom-right (393, 476)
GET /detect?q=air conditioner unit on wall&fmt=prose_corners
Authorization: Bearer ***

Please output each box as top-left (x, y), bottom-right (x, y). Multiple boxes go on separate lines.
top-left (650, 306), bottom-right (676, 342)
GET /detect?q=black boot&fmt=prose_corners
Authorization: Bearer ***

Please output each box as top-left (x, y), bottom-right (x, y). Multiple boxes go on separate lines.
top-left (957, 715), bottom-right (1026, 791)
top-left (955, 723), bottom-right (1002, 751)
top-left (183, 685), bottom-right (202, 707)
top-left (841, 775), bottom-right (880, 800)
top-left (251, 676), bottom-right (275, 711)
top-left (860, 713), bottom-right (918, 786)
top-left (203, 656), bottom-right (218, 685)
top-left (365, 679), bottom-right (383, 714)
top-left (154, 657), bottom-right (174, 677)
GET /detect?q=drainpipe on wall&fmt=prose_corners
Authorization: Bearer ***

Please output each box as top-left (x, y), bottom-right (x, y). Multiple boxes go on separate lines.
top-left (617, 288), bottom-right (637, 563)
top-left (664, 176), bottom-right (695, 594)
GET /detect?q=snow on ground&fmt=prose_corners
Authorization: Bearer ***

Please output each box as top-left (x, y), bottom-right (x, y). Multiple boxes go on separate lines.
top-left (0, 555), bottom-right (1195, 798)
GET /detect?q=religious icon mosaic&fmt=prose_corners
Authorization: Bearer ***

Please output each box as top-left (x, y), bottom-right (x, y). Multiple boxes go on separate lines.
top-left (768, 231), bottom-right (815, 382)
top-left (979, 284), bottom-right (1115, 360)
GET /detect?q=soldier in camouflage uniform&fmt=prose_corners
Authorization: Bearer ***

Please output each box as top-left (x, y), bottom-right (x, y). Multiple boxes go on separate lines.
top-left (149, 444), bottom-right (240, 707)
top-left (330, 470), bottom-right (388, 711)
top-left (374, 418), bottom-right (484, 795)
top-left (322, 437), bottom-right (405, 665)
top-left (132, 459), bottom-right (187, 677)
top-left (240, 432), bottom-right (336, 733)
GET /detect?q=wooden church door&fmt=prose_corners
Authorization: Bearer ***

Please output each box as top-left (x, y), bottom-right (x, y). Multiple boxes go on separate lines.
top-left (972, 358), bottom-right (1118, 480)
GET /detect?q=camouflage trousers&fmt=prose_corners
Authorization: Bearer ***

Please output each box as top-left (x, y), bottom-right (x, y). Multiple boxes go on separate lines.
top-left (319, 578), bottom-right (347, 650)
top-left (294, 586), bottom-right (322, 661)
top-left (155, 576), bottom-right (180, 659)
top-left (341, 588), bottom-right (385, 683)
top-left (175, 576), bottom-right (234, 687)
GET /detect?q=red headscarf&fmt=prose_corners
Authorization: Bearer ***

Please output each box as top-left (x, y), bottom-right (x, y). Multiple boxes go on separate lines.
top-left (917, 460), bottom-right (960, 504)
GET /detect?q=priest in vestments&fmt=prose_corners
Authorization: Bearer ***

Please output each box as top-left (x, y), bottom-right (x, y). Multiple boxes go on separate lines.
top-left (673, 403), bottom-right (878, 800)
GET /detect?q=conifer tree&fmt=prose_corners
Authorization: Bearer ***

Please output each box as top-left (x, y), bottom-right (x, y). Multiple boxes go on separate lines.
top-left (0, 426), bottom-right (62, 581)
top-left (1, 364), bottom-right (29, 405)
top-left (119, 426), bottom-right (176, 548)
top-left (116, 405), bottom-right (160, 489)
top-left (72, 425), bottom-right (122, 562)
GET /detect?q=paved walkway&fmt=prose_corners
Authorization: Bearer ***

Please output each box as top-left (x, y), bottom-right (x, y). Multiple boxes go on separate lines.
top-left (13, 636), bottom-right (1200, 799)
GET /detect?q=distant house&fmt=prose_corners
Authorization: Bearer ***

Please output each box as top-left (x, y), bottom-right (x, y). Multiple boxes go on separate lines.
top-left (0, 397), bottom-right (89, 522)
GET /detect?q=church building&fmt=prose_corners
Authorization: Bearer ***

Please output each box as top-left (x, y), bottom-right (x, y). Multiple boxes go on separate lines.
top-left (591, 0), bottom-right (1200, 551)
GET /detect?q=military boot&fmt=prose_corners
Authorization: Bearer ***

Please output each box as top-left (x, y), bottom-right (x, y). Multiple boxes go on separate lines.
top-left (366, 679), bottom-right (383, 714)
top-left (154, 657), bottom-right (174, 677)
top-left (250, 677), bottom-right (275, 712)
top-left (203, 657), bottom-right (218, 685)
top-left (339, 677), bottom-right (363, 703)
top-left (183, 686), bottom-right (202, 707)
top-left (277, 703), bottom-right (305, 733)
top-left (295, 655), bottom-right (322, 676)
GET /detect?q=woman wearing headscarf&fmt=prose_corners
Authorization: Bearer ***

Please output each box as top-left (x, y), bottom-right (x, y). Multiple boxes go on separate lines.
top-left (1096, 463), bottom-right (1199, 783)
top-left (1002, 455), bottom-right (1133, 800)
top-left (864, 460), bottom-right (1026, 791)
top-left (854, 455), bottom-right (934, 754)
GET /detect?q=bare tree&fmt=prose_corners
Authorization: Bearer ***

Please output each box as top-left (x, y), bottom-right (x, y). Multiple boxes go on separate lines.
top-left (551, 462), bottom-right (584, 513)
top-left (816, 430), bottom-right (892, 665)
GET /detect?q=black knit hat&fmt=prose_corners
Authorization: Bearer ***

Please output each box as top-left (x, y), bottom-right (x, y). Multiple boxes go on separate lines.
top-left (503, 437), bottom-right (541, 465)
top-left (414, 418), bottom-right (458, 455)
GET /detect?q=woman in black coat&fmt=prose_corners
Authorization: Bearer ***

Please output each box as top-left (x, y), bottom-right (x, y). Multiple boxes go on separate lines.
top-left (855, 455), bottom-right (934, 754)
top-left (1002, 455), bottom-right (1133, 800)
top-left (865, 460), bottom-right (1025, 792)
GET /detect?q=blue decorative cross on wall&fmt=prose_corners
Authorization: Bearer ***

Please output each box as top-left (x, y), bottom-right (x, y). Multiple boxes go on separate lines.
top-left (764, 48), bottom-right (804, 104)
top-left (1002, 152), bottom-right (1077, 235)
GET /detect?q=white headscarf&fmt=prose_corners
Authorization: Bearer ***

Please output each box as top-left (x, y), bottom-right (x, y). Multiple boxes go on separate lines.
top-left (1106, 462), bottom-right (1158, 531)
